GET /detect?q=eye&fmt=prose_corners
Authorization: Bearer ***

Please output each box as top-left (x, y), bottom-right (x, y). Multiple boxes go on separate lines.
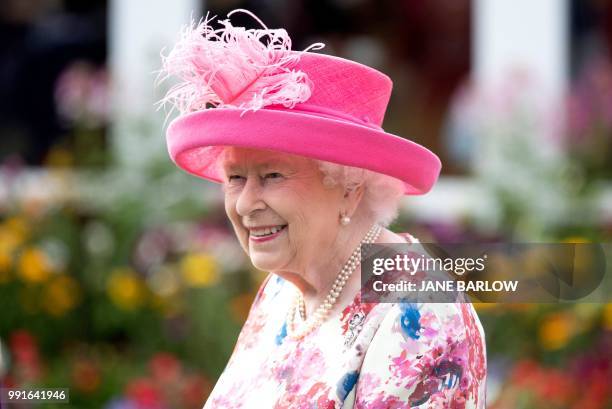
top-left (265, 172), bottom-right (283, 179)
top-left (227, 174), bottom-right (245, 183)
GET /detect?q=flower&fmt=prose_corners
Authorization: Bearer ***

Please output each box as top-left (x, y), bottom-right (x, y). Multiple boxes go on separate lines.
top-left (3, 217), bottom-right (29, 242)
top-left (538, 312), bottom-right (576, 350)
top-left (54, 61), bottom-right (109, 127)
top-left (149, 352), bottom-right (182, 384)
top-left (17, 247), bottom-right (52, 284)
top-left (125, 377), bottom-right (163, 409)
top-left (106, 268), bottom-right (146, 311)
top-left (9, 330), bottom-right (42, 382)
top-left (42, 275), bottom-right (81, 317)
top-left (179, 253), bottom-right (219, 287)
top-left (71, 358), bottom-right (101, 393)
top-left (0, 216), bottom-right (28, 280)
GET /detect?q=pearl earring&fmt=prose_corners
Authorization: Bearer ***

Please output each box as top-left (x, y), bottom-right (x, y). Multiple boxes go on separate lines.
top-left (340, 214), bottom-right (351, 225)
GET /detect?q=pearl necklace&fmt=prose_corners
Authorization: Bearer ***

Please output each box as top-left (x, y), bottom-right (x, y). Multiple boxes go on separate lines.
top-left (286, 224), bottom-right (382, 340)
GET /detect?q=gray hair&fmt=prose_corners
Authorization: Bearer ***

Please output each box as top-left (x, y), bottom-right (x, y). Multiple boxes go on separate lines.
top-left (316, 160), bottom-right (404, 227)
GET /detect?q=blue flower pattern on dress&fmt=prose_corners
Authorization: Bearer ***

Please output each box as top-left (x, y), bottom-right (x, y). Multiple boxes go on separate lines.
top-left (399, 303), bottom-right (421, 340)
top-left (336, 370), bottom-right (359, 401)
top-left (275, 321), bottom-right (287, 345)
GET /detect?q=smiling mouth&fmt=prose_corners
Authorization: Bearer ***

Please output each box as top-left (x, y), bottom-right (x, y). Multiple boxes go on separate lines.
top-left (249, 225), bottom-right (288, 238)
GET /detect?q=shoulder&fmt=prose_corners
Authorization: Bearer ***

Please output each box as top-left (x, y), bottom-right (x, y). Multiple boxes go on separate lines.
top-left (365, 302), bottom-right (481, 360)
top-left (226, 274), bottom-right (291, 360)
top-left (249, 273), bottom-right (289, 310)
top-left (356, 302), bottom-right (487, 407)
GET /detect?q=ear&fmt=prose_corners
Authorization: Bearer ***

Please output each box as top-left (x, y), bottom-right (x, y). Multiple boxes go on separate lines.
top-left (342, 183), bottom-right (365, 218)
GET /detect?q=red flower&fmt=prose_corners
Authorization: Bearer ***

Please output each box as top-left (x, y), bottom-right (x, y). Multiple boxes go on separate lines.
top-left (9, 330), bottom-right (42, 382)
top-left (9, 330), bottom-right (38, 365)
top-left (149, 352), bottom-right (182, 384)
top-left (126, 377), bottom-right (163, 409)
top-left (71, 359), bottom-right (101, 394)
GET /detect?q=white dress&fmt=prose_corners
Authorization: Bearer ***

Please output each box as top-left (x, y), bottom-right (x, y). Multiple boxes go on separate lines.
top-left (203, 234), bottom-right (487, 408)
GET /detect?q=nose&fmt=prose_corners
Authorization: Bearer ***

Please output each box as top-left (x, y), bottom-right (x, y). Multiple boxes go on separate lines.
top-left (235, 176), bottom-right (266, 217)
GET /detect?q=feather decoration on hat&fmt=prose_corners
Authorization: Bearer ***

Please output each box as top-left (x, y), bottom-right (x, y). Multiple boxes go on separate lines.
top-left (158, 9), bottom-right (324, 116)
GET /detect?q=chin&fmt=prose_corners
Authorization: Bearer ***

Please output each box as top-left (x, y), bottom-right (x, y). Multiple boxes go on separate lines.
top-left (249, 254), bottom-right (284, 272)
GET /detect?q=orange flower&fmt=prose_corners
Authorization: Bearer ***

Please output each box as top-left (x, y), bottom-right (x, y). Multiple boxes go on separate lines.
top-left (539, 312), bottom-right (576, 350)
top-left (42, 275), bottom-right (81, 317)
top-left (3, 217), bottom-right (29, 243)
top-left (17, 247), bottom-right (52, 284)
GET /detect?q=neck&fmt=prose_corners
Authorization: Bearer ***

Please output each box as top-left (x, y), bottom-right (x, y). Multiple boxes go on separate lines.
top-left (286, 219), bottom-right (379, 318)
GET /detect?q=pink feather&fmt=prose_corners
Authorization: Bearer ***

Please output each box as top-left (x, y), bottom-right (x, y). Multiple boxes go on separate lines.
top-left (158, 9), bottom-right (324, 116)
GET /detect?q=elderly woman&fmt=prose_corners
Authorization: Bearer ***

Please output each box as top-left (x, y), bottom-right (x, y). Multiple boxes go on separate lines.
top-left (161, 10), bottom-right (486, 408)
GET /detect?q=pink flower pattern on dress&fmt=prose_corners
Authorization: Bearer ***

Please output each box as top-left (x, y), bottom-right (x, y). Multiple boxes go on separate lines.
top-left (204, 234), bottom-right (487, 408)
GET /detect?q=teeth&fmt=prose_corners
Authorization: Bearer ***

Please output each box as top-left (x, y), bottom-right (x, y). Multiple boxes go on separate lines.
top-left (250, 225), bottom-right (285, 237)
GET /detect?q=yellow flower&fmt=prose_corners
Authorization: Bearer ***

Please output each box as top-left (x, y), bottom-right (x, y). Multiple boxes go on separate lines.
top-left (17, 247), bottom-right (52, 284)
top-left (106, 268), bottom-right (146, 310)
top-left (0, 218), bottom-right (28, 279)
top-left (180, 253), bottom-right (219, 287)
top-left (2, 217), bottom-right (29, 243)
top-left (42, 275), bottom-right (81, 317)
top-left (539, 312), bottom-right (575, 350)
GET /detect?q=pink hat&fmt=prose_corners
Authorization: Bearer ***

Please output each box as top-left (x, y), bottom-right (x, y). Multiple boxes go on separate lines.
top-left (161, 10), bottom-right (441, 195)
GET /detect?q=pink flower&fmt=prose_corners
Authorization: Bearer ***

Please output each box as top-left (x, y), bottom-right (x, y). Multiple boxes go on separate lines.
top-left (149, 352), bottom-right (182, 384)
top-left (125, 377), bottom-right (164, 409)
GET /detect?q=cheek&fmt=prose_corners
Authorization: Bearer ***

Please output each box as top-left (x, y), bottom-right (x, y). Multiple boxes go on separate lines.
top-left (282, 193), bottom-right (336, 239)
top-left (224, 195), bottom-right (248, 246)
top-left (223, 193), bottom-right (236, 221)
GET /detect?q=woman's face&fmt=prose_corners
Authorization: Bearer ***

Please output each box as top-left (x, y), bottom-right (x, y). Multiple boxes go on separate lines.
top-left (221, 147), bottom-right (346, 274)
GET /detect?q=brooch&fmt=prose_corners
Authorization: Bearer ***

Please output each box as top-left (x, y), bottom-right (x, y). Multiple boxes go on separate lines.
top-left (344, 311), bottom-right (366, 348)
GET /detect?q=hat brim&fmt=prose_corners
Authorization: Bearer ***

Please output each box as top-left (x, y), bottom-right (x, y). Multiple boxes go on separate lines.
top-left (166, 108), bottom-right (442, 195)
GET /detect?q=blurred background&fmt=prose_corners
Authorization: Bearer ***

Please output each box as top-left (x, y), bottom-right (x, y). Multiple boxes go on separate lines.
top-left (0, 0), bottom-right (611, 408)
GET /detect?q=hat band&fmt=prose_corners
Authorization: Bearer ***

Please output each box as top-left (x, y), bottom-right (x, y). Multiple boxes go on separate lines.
top-left (263, 103), bottom-right (383, 131)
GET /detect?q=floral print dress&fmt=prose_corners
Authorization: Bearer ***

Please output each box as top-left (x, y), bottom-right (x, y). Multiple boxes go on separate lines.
top-left (203, 234), bottom-right (487, 408)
